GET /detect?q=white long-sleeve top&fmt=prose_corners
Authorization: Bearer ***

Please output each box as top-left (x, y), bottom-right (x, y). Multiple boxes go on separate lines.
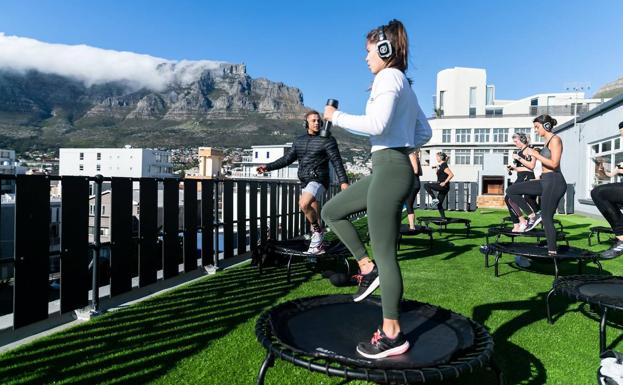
top-left (332, 68), bottom-right (432, 153)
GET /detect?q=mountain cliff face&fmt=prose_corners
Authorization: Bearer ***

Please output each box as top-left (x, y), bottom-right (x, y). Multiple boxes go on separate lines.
top-left (0, 63), bottom-right (313, 150)
top-left (594, 75), bottom-right (623, 99)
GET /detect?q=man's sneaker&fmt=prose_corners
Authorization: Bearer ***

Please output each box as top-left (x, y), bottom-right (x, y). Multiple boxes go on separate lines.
top-left (525, 214), bottom-right (542, 232)
top-left (432, 198), bottom-right (439, 205)
top-left (601, 240), bottom-right (623, 260)
top-left (305, 242), bottom-right (326, 255)
top-left (514, 255), bottom-right (532, 268)
top-left (353, 264), bottom-right (380, 302)
top-left (356, 328), bottom-right (410, 359)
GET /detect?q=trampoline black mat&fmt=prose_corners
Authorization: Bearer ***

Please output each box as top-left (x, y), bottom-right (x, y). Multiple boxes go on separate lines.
top-left (267, 295), bottom-right (474, 370)
top-left (487, 226), bottom-right (565, 240)
top-left (270, 238), bottom-right (350, 257)
top-left (399, 224), bottom-right (433, 236)
top-left (417, 216), bottom-right (471, 225)
top-left (489, 242), bottom-right (597, 261)
top-left (553, 275), bottom-right (623, 309)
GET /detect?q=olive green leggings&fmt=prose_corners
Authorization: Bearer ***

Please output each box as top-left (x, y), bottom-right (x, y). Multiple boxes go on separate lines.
top-left (321, 148), bottom-right (413, 320)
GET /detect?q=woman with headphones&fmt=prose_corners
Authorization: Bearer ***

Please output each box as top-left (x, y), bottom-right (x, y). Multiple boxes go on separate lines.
top-left (405, 149), bottom-right (423, 230)
top-left (322, 19), bottom-right (432, 359)
top-left (507, 114), bottom-right (566, 256)
top-left (505, 133), bottom-right (538, 232)
top-left (424, 152), bottom-right (454, 218)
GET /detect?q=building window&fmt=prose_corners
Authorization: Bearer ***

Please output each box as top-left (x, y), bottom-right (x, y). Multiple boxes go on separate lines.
top-left (97, 152), bottom-right (101, 160)
top-left (439, 90), bottom-right (445, 116)
top-left (474, 128), bottom-right (490, 143)
top-left (492, 128), bottom-right (508, 143)
top-left (492, 149), bottom-right (509, 165)
top-left (455, 129), bottom-right (471, 143)
top-left (79, 164), bottom-right (84, 171)
top-left (455, 149), bottom-right (471, 165)
top-left (254, 151), bottom-right (258, 159)
top-left (442, 129), bottom-right (451, 143)
top-left (79, 152), bottom-right (84, 161)
top-left (469, 87), bottom-right (477, 116)
top-left (266, 151), bottom-right (270, 158)
top-left (590, 137), bottom-right (623, 193)
top-left (486, 85), bottom-right (494, 105)
top-left (96, 164), bottom-right (101, 171)
top-left (473, 149), bottom-right (489, 165)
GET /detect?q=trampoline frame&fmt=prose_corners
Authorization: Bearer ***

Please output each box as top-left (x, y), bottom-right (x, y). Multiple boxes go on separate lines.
top-left (253, 239), bottom-right (352, 283)
top-left (484, 226), bottom-right (568, 251)
top-left (484, 242), bottom-right (602, 280)
top-left (546, 275), bottom-right (623, 353)
top-left (255, 296), bottom-right (504, 385)
top-left (397, 225), bottom-right (434, 250)
top-left (588, 226), bottom-right (616, 246)
top-left (416, 217), bottom-right (471, 236)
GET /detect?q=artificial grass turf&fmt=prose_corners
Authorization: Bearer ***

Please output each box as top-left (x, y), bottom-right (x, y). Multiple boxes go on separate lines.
top-left (0, 209), bottom-right (621, 385)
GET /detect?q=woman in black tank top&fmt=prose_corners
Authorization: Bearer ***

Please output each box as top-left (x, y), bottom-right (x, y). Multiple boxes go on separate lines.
top-left (505, 133), bottom-right (538, 232)
top-left (424, 152), bottom-right (454, 218)
top-left (507, 114), bottom-right (566, 256)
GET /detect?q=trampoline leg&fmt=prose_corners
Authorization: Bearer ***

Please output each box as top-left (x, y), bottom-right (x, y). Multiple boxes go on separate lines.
top-left (286, 254), bottom-right (293, 284)
top-left (597, 232), bottom-right (602, 244)
top-left (600, 308), bottom-right (608, 354)
top-left (595, 259), bottom-right (603, 274)
top-left (466, 224), bottom-right (471, 237)
top-left (588, 232), bottom-right (593, 246)
top-left (494, 252), bottom-right (501, 277)
top-left (428, 233), bottom-right (433, 249)
top-left (257, 351), bottom-right (275, 385)
top-left (546, 288), bottom-right (557, 324)
top-left (490, 359), bottom-right (505, 385)
top-left (343, 257), bottom-right (351, 276)
top-left (578, 260), bottom-right (585, 275)
top-left (485, 250), bottom-right (490, 268)
top-left (553, 257), bottom-right (559, 280)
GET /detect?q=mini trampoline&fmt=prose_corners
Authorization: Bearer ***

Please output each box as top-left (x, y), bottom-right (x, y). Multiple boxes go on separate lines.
top-left (500, 216), bottom-right (564, 232)
top-left (588, 226), bottom-right (616, 246)
top-left (253, 238), bottom-right (352, 283)
top-left (416, 217), bottom-right (471, 236)
top-left (546, 275), bottom-right (623, 353)
top-left (484, 226), bottom-right (568, 253)
top-left (255, 294), bottom-right (502, 384)
top-left (485, 242), bottom-right (602, 279)
top-left (397, 224), bottom-right (434, 250)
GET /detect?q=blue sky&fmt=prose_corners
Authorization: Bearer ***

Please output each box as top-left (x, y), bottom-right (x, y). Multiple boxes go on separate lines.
top-left (1, 0), bottom-right (621, 116)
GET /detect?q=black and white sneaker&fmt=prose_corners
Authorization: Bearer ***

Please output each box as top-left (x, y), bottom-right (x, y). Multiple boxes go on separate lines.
top-left (525, 214), bottom-right (542, 232)
top-left (352, 264), bottom-right (380, 302)
top-left (356, 327), bottom-right (410, 359)
top-left (602, 240), bottom-right (623, 260)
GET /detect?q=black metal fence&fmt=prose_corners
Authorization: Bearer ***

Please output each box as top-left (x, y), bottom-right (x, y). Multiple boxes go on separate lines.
top-left (0, 175), bottom-right (358, 330)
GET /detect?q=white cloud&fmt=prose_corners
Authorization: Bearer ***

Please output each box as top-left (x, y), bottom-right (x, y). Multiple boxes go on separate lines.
top-left (0, 33), bottom-right (226, 91)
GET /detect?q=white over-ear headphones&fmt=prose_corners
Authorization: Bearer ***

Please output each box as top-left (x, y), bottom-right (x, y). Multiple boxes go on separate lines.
top-left (376, 26), bottom-right (393, 59)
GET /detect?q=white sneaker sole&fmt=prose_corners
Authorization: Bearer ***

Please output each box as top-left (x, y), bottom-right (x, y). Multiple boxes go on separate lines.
top-left (356, 340), bottom-right (410, 359)
top-left (353, 276), bottom-right (380, 302)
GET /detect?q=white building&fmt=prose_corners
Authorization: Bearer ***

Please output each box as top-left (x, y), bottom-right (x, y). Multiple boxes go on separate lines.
top-left (234, 144), bottom-right (298, 180)
top-left (59, 147), bottom-right (173, 178)
top-left (424, 67), bottom-right (607, 194)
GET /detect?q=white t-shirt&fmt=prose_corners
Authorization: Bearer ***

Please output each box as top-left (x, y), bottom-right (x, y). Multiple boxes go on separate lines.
top-left (332, 68), bottom-right (432, 152)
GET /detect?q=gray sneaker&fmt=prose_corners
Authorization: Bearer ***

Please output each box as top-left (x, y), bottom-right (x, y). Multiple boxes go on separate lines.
top-left (601, 240), bottom-right (623, 260)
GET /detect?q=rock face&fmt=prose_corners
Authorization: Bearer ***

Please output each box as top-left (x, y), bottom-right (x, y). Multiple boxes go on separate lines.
top-left (594, 76), bottom-right (623, 99)
top-left (0, 63), bottom-right (306, 122)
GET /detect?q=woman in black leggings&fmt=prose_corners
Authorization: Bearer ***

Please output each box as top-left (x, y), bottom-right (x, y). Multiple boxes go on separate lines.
top-left (590, 121), bottom-right (623, 259)
top-left (505, 133), bottom-right (538, 232)
top-left (424, 152), bottom-right (454, 218)
top-left (507, 114), bottom-right (566, 256)
top-left (405, 150), bottom-right (422, 229)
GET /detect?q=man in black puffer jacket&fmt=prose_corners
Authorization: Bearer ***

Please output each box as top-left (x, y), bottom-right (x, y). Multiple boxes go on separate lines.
top-left (257, 110), bottom-right (349, 254)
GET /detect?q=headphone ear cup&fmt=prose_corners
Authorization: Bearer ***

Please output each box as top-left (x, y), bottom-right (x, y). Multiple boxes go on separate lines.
top-left (543, 122), bottom-right (552, 131)
top-left (304, 120), bottom-right (308, 129)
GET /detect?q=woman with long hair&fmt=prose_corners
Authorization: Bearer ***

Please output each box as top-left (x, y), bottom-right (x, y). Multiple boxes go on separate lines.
top-left (505, 133), bottom-right (538, 232)
top-left (424, 152), bottom-right (454, 218)
top-left (507, 114), bottom-right (566, 256)
top-left (322, 19), bottom-right (432, 359)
